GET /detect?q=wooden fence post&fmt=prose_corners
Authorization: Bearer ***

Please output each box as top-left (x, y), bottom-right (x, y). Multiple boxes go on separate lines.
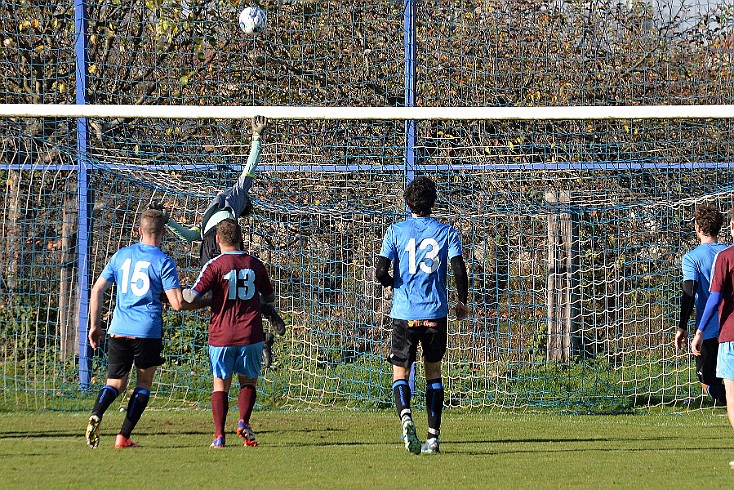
top-left (59, 189), bottom-right (79, 360)
top-left (545, 190), bottom-right (579, 362)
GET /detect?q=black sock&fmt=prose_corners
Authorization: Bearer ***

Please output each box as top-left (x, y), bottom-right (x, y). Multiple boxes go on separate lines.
top-left (91, 385), bottom-right (119, 418)
top-left (392, 379), bottom-right (412, 422)
top-left (120, 387), bottom-right (150, 438)
top-left (708, 384), bottom-right (727, 405)
top-left (426, 378), bottom-right (444, 440)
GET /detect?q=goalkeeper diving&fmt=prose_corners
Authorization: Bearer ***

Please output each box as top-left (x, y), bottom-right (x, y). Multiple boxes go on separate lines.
top-left (150, 116), bottom-right (285, 367)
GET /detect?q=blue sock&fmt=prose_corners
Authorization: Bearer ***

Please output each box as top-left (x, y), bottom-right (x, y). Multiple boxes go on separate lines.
top-left (91, 385), bottom-right (119, 418)
top-left (392, 379), bottom-right (412, 422)
top-left (120, 387), bottom-right (150, 438)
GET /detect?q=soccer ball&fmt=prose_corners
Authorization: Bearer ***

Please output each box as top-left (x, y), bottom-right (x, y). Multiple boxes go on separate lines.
top-left (239, 6), bottom-right (267, 36)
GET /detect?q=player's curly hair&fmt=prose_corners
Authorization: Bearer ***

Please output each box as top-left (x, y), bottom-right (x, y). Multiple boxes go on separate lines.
top-left (695, 203), bottom-right (724, 237)
top-left (404, 176), bottom-right (436, 217)
top-left (217, 218), bottom-right (243, 247)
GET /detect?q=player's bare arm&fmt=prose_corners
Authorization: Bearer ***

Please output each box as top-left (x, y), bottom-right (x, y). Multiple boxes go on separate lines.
top-left (181, 288), bottom-right (213, 310)
top-left (164, 287), bottom-right (185, 311)
top-left (88, 276), bottom-right (112, 350)
top-left (691, 329), bottom-right (704, 356)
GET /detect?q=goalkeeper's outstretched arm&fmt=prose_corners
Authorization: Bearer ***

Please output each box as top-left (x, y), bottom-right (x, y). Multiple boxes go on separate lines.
top-left (149, 201), bottom-right (202, 242)
top-left (166, 219), bottom-right (202, 242)
top-left (236, 115), bottom-right (268, 196)
top-left (202, 116), bottom-right (267, 226)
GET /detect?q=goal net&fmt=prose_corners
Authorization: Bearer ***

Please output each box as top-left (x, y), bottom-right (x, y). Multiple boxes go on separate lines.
top-left (2, 0), bottom-right (734, 413)
top-left (3, 108), bottom-right (732, 413)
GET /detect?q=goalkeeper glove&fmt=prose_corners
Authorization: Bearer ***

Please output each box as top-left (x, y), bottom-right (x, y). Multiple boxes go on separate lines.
top-left (251, 115), bottom-right (268, 138)
top-left (148, 200), bottom-right (170, 223)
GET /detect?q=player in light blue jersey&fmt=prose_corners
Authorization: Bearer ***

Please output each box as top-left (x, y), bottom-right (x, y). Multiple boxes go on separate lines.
top-left (376, 176), bottom-right (469, 455)
top-left (85, 208), bottom-right (186, 449)
top-left (675, 203), bottom-right (727, 405)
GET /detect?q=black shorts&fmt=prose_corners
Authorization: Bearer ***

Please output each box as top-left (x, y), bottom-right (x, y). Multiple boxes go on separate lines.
top-left (389, 317), bottom-right (447, 368)
top-left (199, 227), bottom-right (220, 266)
top-left (696, 337), bottom-right (723, 387)
top-left (107, 336), bottom-right (165, 379)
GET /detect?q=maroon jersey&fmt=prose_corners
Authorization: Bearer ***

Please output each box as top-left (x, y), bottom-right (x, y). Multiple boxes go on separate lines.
top-left (191, 251), bottom-right (274, 347)
top-left (709, 245), bottom-right (734, 342)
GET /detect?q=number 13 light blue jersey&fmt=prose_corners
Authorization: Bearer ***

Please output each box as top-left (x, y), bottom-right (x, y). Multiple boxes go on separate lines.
top-left (101, 243), bottom-right (180, 338)
top-left (379, 217), bottom-right (463, 320)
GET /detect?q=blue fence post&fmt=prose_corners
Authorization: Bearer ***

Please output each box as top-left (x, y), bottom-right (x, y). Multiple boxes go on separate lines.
top-left (404, 0), bottom-right (417, 393)
top-left (75, 0), bottom-right (91, 390)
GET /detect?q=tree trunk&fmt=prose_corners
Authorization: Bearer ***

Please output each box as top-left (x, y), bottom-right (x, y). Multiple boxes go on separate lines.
top-left (1, 170), bottom-right (22, 292)
top-left (59, 188), bottom-right (79, 360)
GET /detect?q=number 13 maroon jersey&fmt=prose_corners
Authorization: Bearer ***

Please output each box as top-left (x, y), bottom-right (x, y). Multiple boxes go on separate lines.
top-left (191, 251), bottom-right (274, 346)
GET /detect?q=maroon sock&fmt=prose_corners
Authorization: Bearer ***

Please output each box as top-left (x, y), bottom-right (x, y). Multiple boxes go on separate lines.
top-left (211, 391), bottom-right (228, 437)
top-left (238, 385), bottom-right (256, 424)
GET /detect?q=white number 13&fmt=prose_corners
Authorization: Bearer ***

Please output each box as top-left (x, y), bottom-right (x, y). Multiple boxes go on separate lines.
top-left (223, 269), bottom-right (256, 300)
top-left (406, 238), bottom-right (440, 274)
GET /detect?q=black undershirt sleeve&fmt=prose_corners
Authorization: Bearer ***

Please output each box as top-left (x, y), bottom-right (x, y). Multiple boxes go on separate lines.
top-left (678, 279), bottom-right (696, 331)
top-left (450, 255), bottom-right (468, 305)
top-left (375, 255), bottom-right (393, 288)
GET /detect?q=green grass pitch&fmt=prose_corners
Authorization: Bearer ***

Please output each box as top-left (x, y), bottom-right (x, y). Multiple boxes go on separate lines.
top-left (0, 410), bottom-right (733, 489)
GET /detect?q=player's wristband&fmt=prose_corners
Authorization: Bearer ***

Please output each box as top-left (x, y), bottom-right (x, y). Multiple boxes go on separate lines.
top-left (252, 133), bottom-right (260, 141)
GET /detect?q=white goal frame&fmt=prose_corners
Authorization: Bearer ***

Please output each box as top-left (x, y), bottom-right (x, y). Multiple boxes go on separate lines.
top-left (3, 103), bottom-right (734, 120)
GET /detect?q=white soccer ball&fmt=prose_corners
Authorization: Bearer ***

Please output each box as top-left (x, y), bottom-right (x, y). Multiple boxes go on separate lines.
top-left (239, 6), bottom-right (267, 36)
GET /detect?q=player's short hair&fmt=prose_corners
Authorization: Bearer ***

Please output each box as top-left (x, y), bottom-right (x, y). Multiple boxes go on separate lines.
top-left (217, 218), bottom-right (242, 247)
top-left (140, 209), bottom-right (166, 236)
top-left (404, 176), bottom-right (436, 217)
top-left (695, 203), bottom-right (724, 237)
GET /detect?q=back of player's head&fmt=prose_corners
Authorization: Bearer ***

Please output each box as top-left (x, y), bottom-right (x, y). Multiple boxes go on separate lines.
top-left (140, 209), bottom-right (166, 236)
top-left (695, 203), bottom-right (723, 237)
top-left (216, 218), bottom-right (242, 247)
top-left (404, 176), bottom-right (436, 217)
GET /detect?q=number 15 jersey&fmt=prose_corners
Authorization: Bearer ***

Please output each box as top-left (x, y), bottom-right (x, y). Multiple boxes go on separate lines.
top-left (101, 243), bottom-right (181, 339)
top-left (379, 216), bottom-right (463, 321)
top-left (191, 251), bottom-right (274, 346)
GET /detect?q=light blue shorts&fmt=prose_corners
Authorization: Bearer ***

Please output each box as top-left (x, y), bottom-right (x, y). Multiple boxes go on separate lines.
top-left (208, 342), bottom-right (263, 380)
top-left (716, 341), bottom-right (734, 381)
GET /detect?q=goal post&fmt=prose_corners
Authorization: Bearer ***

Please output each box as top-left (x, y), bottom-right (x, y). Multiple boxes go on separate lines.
top-left (2, 106), bottom-right (733, 413)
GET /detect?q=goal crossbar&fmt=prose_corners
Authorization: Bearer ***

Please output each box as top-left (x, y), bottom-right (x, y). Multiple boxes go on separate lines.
top-left (3, 104), bottom-right (734, 120)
